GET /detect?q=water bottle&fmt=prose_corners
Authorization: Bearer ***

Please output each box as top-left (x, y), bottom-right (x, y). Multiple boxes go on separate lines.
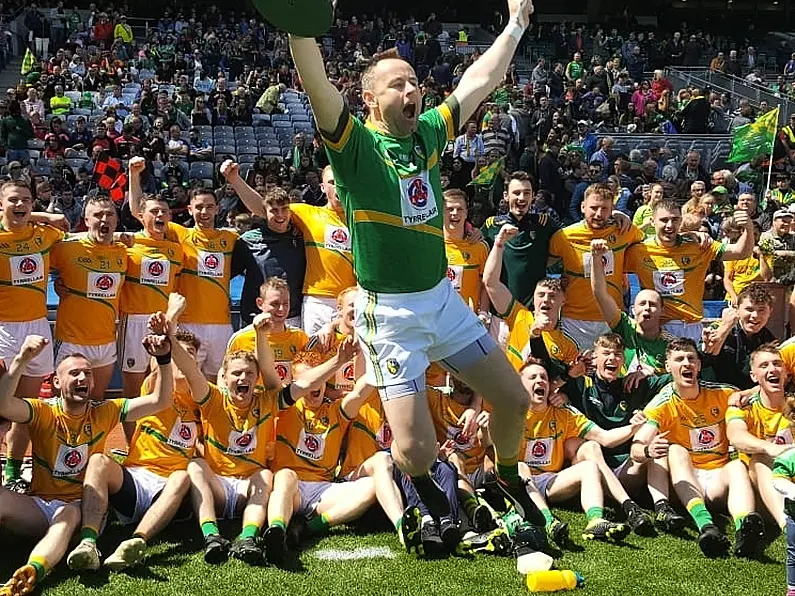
top-left (526, 570), bottom-right (584, 592)
top-left (516, 548), bottom-right (554, 575)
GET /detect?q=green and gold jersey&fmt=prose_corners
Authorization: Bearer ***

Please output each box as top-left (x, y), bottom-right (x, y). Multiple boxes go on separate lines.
top-left (321, 100), bottom-right (460, 293)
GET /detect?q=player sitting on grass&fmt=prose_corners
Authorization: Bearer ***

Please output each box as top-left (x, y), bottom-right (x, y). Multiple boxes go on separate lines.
top-left (66, 317), bottom-right (203, 572)
top-left (726, 344), bottom-right (793, 533)
top-left (632, 338), bottom-right (766, 559)
top-left (519, 358), bottom-right (647, 544)
top-left (560, 332), bottom-right (683, 535)
top-left (263, 349), bottom-right (380, 566)
top-left (0, 332), bottom-right (172, 596)
top-left (167, 293), bottom-right (284, 566)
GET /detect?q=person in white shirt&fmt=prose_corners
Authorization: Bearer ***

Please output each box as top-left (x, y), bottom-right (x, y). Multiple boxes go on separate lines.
top-left (453, 121), bottom-right (485, 164)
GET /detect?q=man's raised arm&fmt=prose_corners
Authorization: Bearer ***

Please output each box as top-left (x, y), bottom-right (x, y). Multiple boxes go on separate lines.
top-left (289, 36), bottom-right (345, 135)
top-left (451, 0), bottom-right (534, 123)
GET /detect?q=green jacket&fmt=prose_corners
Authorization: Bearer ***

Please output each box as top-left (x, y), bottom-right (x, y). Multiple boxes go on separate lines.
top-left (0, 115), bottom-right (34, 149)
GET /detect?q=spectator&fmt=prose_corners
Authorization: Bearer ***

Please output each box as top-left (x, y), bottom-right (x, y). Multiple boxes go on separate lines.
top-left (69, 115), bottom-right (92, 150)
top-left (1, 101), bottom-right (34, 165)
top-left (725, 49), bottom-right (742, 77)
top-left (453, 121), bottom-right (485, 164)
top-left (710, 52), bottom-right (726, 73)
top-left (188, 127), bottom-right (213, 162)
top-left (679, 87), bottom-right (710, 134)
top-left (49, 85), bottom-right (72, 116)
top-left (25, 4), bottom-right (50, 59)
top-left (22, 88), bottom-right (45, 121)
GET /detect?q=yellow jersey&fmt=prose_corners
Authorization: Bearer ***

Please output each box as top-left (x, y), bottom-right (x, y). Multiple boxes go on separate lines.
top-left (227, 324), bottom-right (308, 385)
top-left (120, 233), bottom-right (184, 315)
top-left (427, 387), bottom-right (486, 474)
top-left (339, 392), bottom-right (391, 478)
top-left (125, 380), bottom-right (201, 477)
top-left (444, 237), bottom-right (489, 311)
top-left (0, 223), bottom-right (63, 322)
top-left (168, 222), bottom-right (238, 325)
top-left (726, 393), bottom-right (791, 463)
top-left (502, 299), bottom-right (579, 371)
top-left (521, 404), bottom-right (594, 474)
top-left (626, 237), bottom-right (724, 322)
top-left (723, 256), bottom-right (763, 300)
top-left (290, 202), bottom-right (355, 298)
top-left (25, 397), bottom-right (127, 501)
top-left (643, 381), bottom-right (735, 470)
top-left (781, 337), bottom-right (795, 376)
top-left (274, 397), bottom-right (354, 482)
top-left (549, 222), bottom-right (643, 321)
top-left (197, 383), bottom-right (277, 478)
top-left (51, 236), bottom-right (127, 345)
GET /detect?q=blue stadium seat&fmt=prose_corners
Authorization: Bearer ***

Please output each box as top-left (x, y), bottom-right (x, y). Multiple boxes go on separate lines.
top-left (252, 114), bottom-right (270, 126)
top-left (215, 125), bottom-right (234, 136)
top-left (235, 126), bottom-right (254, 136)
top-left (271, 114), bottom-right (290, 122)
top-left (214, 145), bottom-right (236, 155)
top-left (189, 161), bottom-right (214, 180)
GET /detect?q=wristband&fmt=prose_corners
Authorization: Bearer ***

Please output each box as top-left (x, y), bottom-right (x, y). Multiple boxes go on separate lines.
top-left (505, 20), bottom-right (526, 44)
top-left (643, 444), bottom-right (651, 460)
top-left (155, 352), bottom-right (172, 365)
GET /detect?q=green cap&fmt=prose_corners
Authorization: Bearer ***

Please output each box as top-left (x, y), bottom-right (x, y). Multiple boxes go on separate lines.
top-left (712, 185), bottom-right (728, 194)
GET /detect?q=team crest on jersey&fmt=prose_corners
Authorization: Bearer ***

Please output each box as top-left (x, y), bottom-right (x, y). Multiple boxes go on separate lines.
top-left (220, 239), bottom-right (228, 249)
top-left (127, 358), bottom-right (135, 368)
top-left (385, 358), bottom-right (400, 375)
top-left (83, 423), bottom-right (92, 435)
top-left (607, 234), bottom-right (616, 243)
top-left (682, 256), bottom-right (691, 265)
top-left (710, 407), bottom-right (720, 418)
top-left (290, 345), bottom-right (298, 354)
top-left (548, 420), bottom-right (556, 430)
top-left (462, 251), bottom-right (470, 261)
top-left (34, 235), bottom-right (43, 247)
top-left (618, 401), bottom-right (627, 411)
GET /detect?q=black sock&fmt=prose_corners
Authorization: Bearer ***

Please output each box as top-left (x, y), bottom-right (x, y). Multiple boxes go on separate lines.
top-left (411, 474), bottom-right (451, 519)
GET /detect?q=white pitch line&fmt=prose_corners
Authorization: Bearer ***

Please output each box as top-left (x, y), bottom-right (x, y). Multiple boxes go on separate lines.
top-left (313, 546), bottom-right (397, 561)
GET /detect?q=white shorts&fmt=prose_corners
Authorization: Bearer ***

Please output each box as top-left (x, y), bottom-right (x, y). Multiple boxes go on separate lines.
top-left (55, 340), bottom-right (116, 368)
top-left (180, 323), bottom-right (233, 376)
top-left (694, 467), bottom-right (723, 495)
top-left (355, 278), bottom-right (488, 389)
top-left (560, 318), bottom-right (610, 351)
top-left (297, 480), bottom-right (334, 517)
top-left (302, 295), bottom-right (337, 335)
top-left (0, 318), bottom-right (54, 377)
top-left (114, 466), bottom-right (168, 525)
top-left (118, 314), bottom-right (152, 374)
top-left (32, 496), bottom-right (72, 524)
top-left (488, 315), bottom-right (511, 351)
top-left (217, 475), bottom-right (249, 520)
top-left (662, 320), bottom-right (703, 343)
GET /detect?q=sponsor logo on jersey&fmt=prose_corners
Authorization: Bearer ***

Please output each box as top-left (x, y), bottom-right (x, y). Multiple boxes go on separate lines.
top-left (204, 254), bottom-right (219, 270)
top-left (95, 274), bottom-right (115, 291)
top-left (331, 228), bottom-right (348, 244)
top-left (63, 449), bottom-right (83, 469)
top-left (698, 428), bottom-right (715, 446)
top-left (303, 435), bottom-right (320, 453)
top-left (147, 260), bottom-right (165, 277)
top-left (659, 272), bottom-right (679, 289)
top-left (179, 424), bottom-right (193, 441)
top-left (407, 178), bottom-right (429, 209)
top-left (235, 433), bottom-right (252, 448)
top-left (18, 257), bottom-right (39, 275)
top-left (275, 363), bottom-right (289, 380)
top-left (343, 362), bottom-right (355, 381)
top-left (531, 440), bottom-right (547, 458)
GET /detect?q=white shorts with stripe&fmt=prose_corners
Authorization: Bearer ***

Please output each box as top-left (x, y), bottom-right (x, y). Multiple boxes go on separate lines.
top-left (118, 314), bottom-right (152, 374)
top-left (180, 323), bottom-right (233, 377)
top-left (302, 295), bottom-right (337, 335)
top-left (354, 278), bottom-right (488, 388)
top-left (55, 340), bottom-right (116, 368)
top-left (0, 317), bottom-right (54, 376)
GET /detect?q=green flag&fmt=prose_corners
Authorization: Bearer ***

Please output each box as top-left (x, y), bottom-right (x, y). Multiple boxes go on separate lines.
top-left (727, 107), bottom-right (780, 163)
top-left (21, 48), bottom-right (35, 76)
top-left (468, 157), bottom-right (504, 187)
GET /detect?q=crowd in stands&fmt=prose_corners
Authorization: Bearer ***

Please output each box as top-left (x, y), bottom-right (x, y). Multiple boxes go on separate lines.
top-left (4, 4), bottom-right (795, 594)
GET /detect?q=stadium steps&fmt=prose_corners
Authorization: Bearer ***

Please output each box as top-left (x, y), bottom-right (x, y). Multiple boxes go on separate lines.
top-left (0, 57), bottom-right (23, 91)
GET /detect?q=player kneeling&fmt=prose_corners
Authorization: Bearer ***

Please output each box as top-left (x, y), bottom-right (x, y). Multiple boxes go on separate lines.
top-left (66, 314), bottom-right (202, 572)
top-left (519, 358), bottom-right (646, 544)
top-left (0, 333), bottom-right (172, 596)
top-left (632, 338), bottom-right (765, 559)
top-left (263, 349), bottom-right (378, 566)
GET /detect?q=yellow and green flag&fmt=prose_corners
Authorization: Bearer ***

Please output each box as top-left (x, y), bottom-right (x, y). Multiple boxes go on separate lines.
top-left (727, 107), bottom-right (780, 163)
top-left (468, 157), bottom-right (505, 187)
top-left (21, 48), bottom-right (35, 76)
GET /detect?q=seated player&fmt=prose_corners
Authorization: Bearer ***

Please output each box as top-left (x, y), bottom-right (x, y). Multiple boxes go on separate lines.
top-left (589, 238), bottom-right (670, 375)
top-left (561, 332), bottom-right (684, 533)
top-left (519, 358), bottom-right (647, 543)
top-left (0, 333), bottom-right (172, 596)
top-left (66, 321), bottom-right (203, 572)
top-left (263, 349), bottom-right (380, 566)
top-left (726, 344), bottom-right (793, 531)
top-left (483, 224), bottom-right (579, 376)
top-left (227, 277), bottom-right (309, 387)
top-left (632, 338), bottom-right (766, 559)
top-left (427, 376), bottom-right (496, 534)
top-left (168, 294), bottom-right (284, 565)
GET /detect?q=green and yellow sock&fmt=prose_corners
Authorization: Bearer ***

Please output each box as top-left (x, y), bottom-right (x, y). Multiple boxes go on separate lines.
top-left (80, 526), bottom-right (99, 544)
top-left (27, 555), bottom-right (50, 583)
top-left (541, 508), bottom-right (555, 526)
top-left (269, 517), bottom-right (286, 532)
top-left (496, 459), bottom-right (520, 484)
top-left (733, 513), bottom-right (748, 532)
top-left (200, 519), bottom-right (219, 538)
top-left (461, 492), bottom-right (480, 518)
top-left (4, 458), bottom-right (22, 483)
top-left (307, 513), bottom-right (330, 535)
top-left (585, 507), bottom-right (604, 522)
top-left (686, 498), bottom-right (713, 531)
top-left (239, 523), bottom-right (260, 540)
